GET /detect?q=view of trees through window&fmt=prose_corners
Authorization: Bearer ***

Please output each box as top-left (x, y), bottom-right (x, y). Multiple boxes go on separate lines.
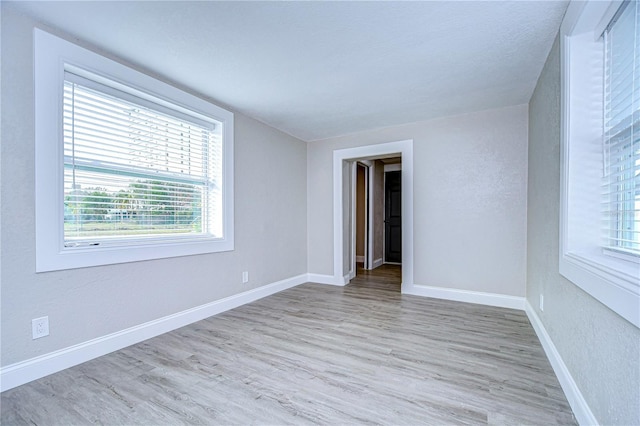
top-left (64, 179), bottom-right (203, 239)
top-left (62, 75), bottom-right (218, 243)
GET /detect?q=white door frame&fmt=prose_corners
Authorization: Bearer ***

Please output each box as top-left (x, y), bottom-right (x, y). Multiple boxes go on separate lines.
top-left (366, 161), bottom-right (374, 270)
top-left (352, 161), bottom-right (373, 273)
top-left (349, 162), bottom-right (357, 280)
top-left (333, 140), bottom-right (414, 291)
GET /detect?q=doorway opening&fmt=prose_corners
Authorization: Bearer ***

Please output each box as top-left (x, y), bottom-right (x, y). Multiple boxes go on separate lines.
top-left (354, 158), bottom-right (402, 273)
top-left (332, 140), bottom-right (414, 292)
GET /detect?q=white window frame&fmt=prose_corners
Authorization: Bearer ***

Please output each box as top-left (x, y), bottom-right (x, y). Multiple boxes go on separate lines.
top-left (560, 0), bottom-right (640, 328)
top-left (35, 29), bottom-right (234, 272)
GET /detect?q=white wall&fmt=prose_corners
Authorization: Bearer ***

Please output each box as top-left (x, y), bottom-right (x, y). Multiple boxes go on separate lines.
top-left (528, 35), bottom-right (640, 426)
top-left (0, 7), bottom-right (307, 367)
top-left (308, 105), bottom-right (528, 297)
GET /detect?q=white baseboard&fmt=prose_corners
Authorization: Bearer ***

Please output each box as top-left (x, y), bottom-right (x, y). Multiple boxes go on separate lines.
top-left (306, 273), bottom-right (346, 286)
top-left (525, 302), bottom-right (596, 426)
top-left (356, 255), bottom-right (365, 263)
top-left (404, 284), bottom-right (525, 310)
top-left (0, 274), bottom-right (308, 392)
top-left (372, 258), bottom-right (383, 268)
top-left (1, 272), bottom-right (593, 426)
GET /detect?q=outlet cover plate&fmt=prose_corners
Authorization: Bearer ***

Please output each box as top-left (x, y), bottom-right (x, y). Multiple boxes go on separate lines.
top-left (32, 316), bottom-right (49, 339)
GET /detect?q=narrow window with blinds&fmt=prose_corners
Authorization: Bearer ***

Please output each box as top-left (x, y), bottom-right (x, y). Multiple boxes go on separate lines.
top-left (63, 73), bottom-right (223, 247)
top-left (559, 1), bottom-right (639, 327)
top-left (603, 1), bottom-right (640, 257)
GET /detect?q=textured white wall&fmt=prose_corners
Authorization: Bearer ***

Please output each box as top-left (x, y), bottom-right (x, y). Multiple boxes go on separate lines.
top-left (528, 35), bottom-right (640, 425)
top-left (307, 104), bottom-right (528, 296)
top-left (0, 8), bottom-right (307, 366)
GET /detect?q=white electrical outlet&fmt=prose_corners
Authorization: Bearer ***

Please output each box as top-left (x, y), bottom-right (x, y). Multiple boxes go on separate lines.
top-left (32, 316), bottom-right (49, 339)
top-left (539, 294), bottom-right (544, 311)
top-left (242, 271), bottom-right (249, 283)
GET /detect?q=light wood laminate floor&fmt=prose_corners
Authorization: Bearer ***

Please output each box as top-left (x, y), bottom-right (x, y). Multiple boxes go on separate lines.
top-left (1, 265), bottom-right (576, 425)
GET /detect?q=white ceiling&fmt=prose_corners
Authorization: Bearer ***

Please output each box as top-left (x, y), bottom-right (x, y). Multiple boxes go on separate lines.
top-left (7, 1), bottom-right (568, 142)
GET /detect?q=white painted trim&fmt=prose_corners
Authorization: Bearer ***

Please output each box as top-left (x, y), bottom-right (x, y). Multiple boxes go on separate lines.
top-left (384, 163), bottom-right (401, 172)
top-left (404, 284), bottom-right (525, 310)
top-left (0, 274), bottom-right (307, 392)
top-left (366, 163), bottom-right (374, 270)
top-left (382, 170), bottom-right (387, 263)
top-left (358, 159), bottom-right (375, 271)
top-left (333, 140), bottom-right (414, 291)
top-left (34, 29), bottom-right (235, 272)
top-left (525, 302), bottom-right (597, 426)
top-left (356, 255), bottom-right (365, 263)
top-left (372, 258), bottom-right (384, 269)
top-left (350, 161), bottom-right (357, 281)
top-left (558, 1), bottom-right (640, 329)
top-left (306, 273), bottom-right (347, 286)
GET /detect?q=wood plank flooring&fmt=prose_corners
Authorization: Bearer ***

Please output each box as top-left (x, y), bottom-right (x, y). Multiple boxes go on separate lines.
top-left (1, 265), bottom-right (576, 425)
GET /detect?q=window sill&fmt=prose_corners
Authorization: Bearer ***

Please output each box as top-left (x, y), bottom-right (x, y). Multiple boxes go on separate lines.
top-left (560, 250), bottom-right (640, 328)
top-left (37, 237), bottom-right (234, 272)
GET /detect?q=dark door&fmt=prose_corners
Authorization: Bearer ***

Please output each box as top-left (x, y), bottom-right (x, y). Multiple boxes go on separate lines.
top-left (384, 171), bottom-right (402, 263)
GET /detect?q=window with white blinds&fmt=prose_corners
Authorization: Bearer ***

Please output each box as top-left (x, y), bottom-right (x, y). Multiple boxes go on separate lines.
top-left (603, 1), bottom-right (640, 257)
top-left (35, 29), bottom-right (234, 272)
top-left (63, 73), bottom-right (222, 246)
top-left (560, 0), bottom-right (639, 328)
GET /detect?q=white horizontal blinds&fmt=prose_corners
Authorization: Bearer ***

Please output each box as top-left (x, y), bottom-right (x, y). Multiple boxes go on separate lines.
top-left (603, 1), bottom-right (640, 255)
top-left (63, 72), bottom-right (222, 244)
